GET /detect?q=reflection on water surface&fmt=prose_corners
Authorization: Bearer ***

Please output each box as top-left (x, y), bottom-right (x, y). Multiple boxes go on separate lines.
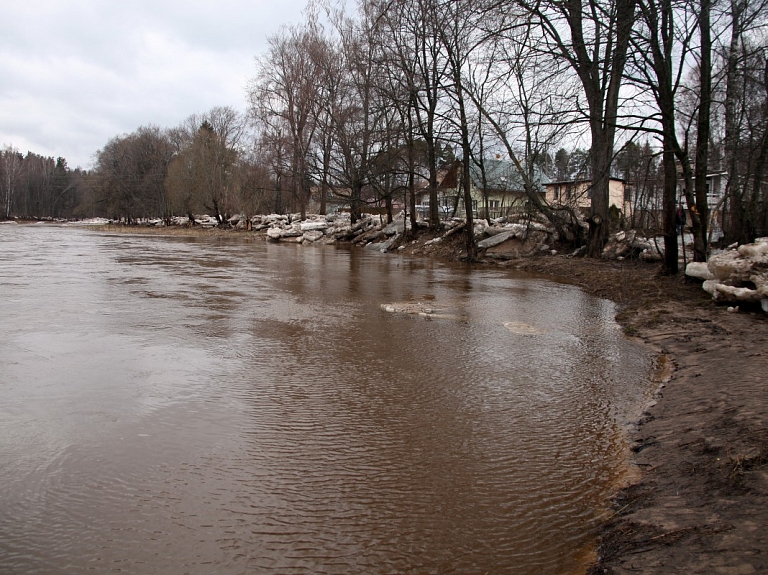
top-left (0, 225), bottom-right (652, 574)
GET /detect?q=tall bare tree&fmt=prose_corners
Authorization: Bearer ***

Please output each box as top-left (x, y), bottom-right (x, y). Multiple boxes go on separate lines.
top-left (465, 11), bottom-right (584, 241)
top-left (721, 0), bottom-right (768, 243)
top-left (435, 0), bottom-right (491, 260)
top-left (321, 6), bottom-right (389, 222)
top-left (1, 146), bottom-right (24, 219)
top-left (95, 126), bottom-right (173, 222)
top-left (629, 0), bottom-right (692, 271)
top-left (692, 0), bottom-right (714, 261)
top-left (375, 0), bottom-right (453, 229)
top-left (249, 24), bottom-right (325, 218)
top-left (518, 0), bottom-right (637, 256)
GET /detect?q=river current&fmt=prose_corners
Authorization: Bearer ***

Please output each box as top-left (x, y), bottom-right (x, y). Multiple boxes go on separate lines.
top-left (0, 223), bottom-right (652, 574)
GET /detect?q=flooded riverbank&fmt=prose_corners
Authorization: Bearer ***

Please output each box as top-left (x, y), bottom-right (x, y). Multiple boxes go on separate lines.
top-left (0, 224), bottom-right (652, 574)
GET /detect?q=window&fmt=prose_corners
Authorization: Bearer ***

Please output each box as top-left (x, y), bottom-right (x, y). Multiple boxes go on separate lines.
top-left (707, 178), bottom-right (720, 202)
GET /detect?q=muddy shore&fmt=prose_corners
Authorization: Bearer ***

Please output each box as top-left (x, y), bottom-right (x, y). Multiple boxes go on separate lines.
top-left (99, 223), bottom-right (768, 573)
top-left (498, 255), bottom-right (768, 574)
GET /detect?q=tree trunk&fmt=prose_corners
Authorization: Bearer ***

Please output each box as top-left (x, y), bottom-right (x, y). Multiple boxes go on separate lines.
top-left (723, 0), bottom-right (745, 244)
top-left (350, 183), bottom-right (362, 223)
top-left (320, 181), bottom-right (328, 216)
top-left (407, 107), bottom-right (418, 234)
top-left (586, 139), bottom-right (612, 257)
top-left (275, 173), bottom-right (283, 215)
top-left (212, 198), bottom-right (223, 224)
top-left (748, 62), bottom-right (768, 239)
top-left (428, 139), bottom-right (440, 228)
top-left (456, 93), bottom-right (477, 261)
top-left (574, 0), bottom-right (636, 257)
top-left (692, 0), bottom-right (712, 262)
top-left (662, 140), bottom-right (679, 274)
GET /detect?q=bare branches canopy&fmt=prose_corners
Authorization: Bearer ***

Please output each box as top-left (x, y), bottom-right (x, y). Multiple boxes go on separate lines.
top-left (7, 0), bottom-right (766, 264)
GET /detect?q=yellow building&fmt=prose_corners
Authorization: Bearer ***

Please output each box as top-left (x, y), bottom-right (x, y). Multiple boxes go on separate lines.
top-left (544, 178), bottom-right (631, 216)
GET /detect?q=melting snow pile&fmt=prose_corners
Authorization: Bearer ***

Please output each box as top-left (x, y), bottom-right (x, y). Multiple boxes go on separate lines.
top-left (602, 230), bottom-right (664, 262)
top-left (686, 238), bottom-right (768, 313)
top-left (381, 302), bottom-right (460, 320)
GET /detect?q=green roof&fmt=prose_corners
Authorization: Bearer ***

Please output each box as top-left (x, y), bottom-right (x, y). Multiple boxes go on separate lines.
top-left (469, 158), bottom-right (548, 192)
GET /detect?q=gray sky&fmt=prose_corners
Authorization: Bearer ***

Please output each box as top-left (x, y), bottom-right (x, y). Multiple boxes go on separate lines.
top-left (0, 0), bottom-right (310, 169)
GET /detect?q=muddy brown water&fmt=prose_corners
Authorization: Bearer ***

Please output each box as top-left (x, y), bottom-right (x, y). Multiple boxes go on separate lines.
top-left (0, 224), bottom-right (652, 574)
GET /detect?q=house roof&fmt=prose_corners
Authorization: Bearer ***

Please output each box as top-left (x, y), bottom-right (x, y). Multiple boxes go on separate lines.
top-left (437, 163), bottom-right (458, 190)
top-left (469, 158), bottom-right (549, 192)
top-left (545, 177), bottom-right (626, 186)
top-left (433, 158), bottom-right (550, 193)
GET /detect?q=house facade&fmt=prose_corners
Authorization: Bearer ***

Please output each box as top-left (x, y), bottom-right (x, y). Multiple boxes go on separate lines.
top-left (704, 171), bottom-right (728, 208)
top-left (544, 178), bottom-right (631, 215)
top-left (418, 158), bottom-right (548, 220)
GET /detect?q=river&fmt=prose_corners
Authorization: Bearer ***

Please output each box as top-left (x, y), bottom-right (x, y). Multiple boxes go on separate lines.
top-left (0, 223), bottom-right (652, 574)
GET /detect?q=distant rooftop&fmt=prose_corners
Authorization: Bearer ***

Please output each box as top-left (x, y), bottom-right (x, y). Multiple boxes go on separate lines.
top-left (469, 158), bottom-right (549, 191)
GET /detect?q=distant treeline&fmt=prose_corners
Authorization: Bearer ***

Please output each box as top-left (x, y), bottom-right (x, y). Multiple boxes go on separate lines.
top-left (0, 148), bottom-right (93, 220)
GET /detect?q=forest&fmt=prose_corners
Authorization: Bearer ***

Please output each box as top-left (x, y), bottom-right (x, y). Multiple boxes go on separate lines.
top-left (2, 0), bottom-right (766, 270)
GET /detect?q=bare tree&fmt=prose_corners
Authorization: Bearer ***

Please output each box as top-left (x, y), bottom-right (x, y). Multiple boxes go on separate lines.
top-left (375, 0), bottom-right (454, 229)
top-left (321, 6), bottom-right (389, 223)
top-left (435, 0), bottom-right (495, 261)
top-left (1, 145), bottom-right (24, 219)
top-left (249, 24), bottom-right (325, 218)
top-left (95, 126), bottom-right (173, 222)
top-left (306, 29), bottom-right (344, 216)
top-left (692, 0), bottom-right (714, 261)
top-left (517, 0), bottom-right (637, 256)
top-left (464, 11), bottom-right (584, 241)
top-left (720, 0), bottom-right (768, 243)
top-left (629, 0), bottom-right (693, 270)
top-left (166, 108), bottom-right (244, 223)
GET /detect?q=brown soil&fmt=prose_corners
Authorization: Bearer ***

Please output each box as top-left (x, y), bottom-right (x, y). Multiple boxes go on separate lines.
top-left (104, 223), bottom-right (768, 573)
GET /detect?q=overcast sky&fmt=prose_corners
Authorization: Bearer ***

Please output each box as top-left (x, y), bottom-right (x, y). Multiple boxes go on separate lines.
top-left (0, 0), bottom-right (312, 169)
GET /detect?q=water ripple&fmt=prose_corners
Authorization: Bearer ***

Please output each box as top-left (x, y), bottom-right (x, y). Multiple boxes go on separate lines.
top-left (0, 225), bottom-right (653, 575)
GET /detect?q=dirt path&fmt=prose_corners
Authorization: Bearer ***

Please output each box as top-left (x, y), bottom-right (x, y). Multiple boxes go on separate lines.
top-left (501, 255), bottom-right (768, 575)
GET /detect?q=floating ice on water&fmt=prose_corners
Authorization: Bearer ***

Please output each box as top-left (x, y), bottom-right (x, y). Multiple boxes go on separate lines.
top-left (503, 322), bottom-right (547, 335)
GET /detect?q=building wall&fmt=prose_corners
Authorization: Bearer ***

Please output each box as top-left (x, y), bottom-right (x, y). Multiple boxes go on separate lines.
top-left (544, 179), bottom-right (630, 215)
top-left (451, 189), bottom-right (530, 220)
